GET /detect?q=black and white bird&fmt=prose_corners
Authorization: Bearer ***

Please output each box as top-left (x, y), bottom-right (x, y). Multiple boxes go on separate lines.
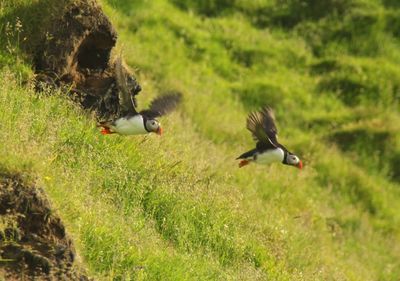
top-left (237, 106), bottom-right (303, 169)
top-left (98, 59), bottom-right (182, 136)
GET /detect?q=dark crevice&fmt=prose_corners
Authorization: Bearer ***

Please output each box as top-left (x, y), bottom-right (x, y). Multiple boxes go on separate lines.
top-left (33, 0), bottom-right (141, 120)
top-left (76, 32), bottom-right (113, 71)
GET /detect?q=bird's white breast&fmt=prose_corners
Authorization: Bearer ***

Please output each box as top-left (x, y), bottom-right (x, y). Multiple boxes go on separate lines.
top-left (112, 115), bottom-right (148, 135)
top-left (255, 148), bottom-right (285, 165)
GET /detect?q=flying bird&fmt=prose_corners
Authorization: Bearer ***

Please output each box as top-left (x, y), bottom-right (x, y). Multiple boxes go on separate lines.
top-left (237, 106), bottom-right (303, 169)
top-left (98, 58), bottom-right (182, 136)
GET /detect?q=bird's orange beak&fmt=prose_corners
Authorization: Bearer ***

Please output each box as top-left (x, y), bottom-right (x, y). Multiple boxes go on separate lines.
top-left (156, 127), bottom-right (163, 136)
top-left (297, 160), bottom-right (303, 170)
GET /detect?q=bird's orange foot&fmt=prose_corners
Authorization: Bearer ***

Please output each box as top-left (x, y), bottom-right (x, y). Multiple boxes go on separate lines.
top-left (239, 160), bottom-right (250, 168)
top-left (101, 127), bottom-right (113, 135)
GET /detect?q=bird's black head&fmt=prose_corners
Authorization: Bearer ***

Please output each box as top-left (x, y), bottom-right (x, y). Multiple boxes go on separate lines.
top-left (283, 152), bottom-right (303, 169)
top-left (145, 119), bottom-right (162, 135)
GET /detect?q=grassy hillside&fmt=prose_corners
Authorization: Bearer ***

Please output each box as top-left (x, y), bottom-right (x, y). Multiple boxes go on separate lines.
top-left (1, 0), bottom-right (400, 280)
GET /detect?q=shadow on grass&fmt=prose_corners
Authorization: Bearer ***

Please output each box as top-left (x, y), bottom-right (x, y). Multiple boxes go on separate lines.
top-left (104, 0), bottom-right (143, 16)
top-left (329, 127), bottom-right (400, 183)
top-left (231, 81), bottom-right (282, 110)
top-left (0, 0), bottom-right (69, 57)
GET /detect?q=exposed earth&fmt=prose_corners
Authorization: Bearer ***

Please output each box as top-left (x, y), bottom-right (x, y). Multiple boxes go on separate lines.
top-left (34, 0), bottom-right (141, 120)
top-left (0, 173), bottom-right (90, 280)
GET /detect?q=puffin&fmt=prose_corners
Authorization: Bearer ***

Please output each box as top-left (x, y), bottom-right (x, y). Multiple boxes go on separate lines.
top-left (98, 58), bottom-right (182, 136)
top-left (237, 106), bottom-right (303, 169)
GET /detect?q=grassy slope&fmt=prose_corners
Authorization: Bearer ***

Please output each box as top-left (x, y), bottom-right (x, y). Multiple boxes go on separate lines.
top-left (1, 0), bottom-right (400, 280)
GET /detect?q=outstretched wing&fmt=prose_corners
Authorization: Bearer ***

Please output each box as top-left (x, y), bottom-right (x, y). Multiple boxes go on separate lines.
top-left (114, 57), bottom-right (138, 116)
top-left (246, 106), bottom-right (279, 149)
top-left (140, 92), bottom-right (182, 118)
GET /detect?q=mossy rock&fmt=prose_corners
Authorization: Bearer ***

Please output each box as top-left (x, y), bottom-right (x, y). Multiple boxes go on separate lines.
top-left (1, 0), bottom-right (141, 119)
top-left (0, 172), bottom-right (90, 280)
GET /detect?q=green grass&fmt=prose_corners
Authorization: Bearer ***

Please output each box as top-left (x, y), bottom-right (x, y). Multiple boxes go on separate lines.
top-left (1, 0), bottom-right (400, 280)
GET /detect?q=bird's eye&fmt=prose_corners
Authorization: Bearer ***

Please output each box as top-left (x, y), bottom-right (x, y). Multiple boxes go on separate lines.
top-left (152, 122), bottom-right (156, 126)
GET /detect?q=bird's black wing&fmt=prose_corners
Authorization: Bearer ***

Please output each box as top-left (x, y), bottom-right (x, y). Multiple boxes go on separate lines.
top-left (246, 106), bottom-right (279, 149)
top-left (140, 92), bottom-right (182, 118)
top-left (114, 57), bottom-right (138, 116)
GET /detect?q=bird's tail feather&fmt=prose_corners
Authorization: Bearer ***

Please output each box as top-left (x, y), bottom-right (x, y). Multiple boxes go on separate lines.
top-left (96, 120), bottom-right (112, 127)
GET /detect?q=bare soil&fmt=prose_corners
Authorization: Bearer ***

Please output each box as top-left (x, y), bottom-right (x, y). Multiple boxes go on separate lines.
top-left (0, 173), bottom-right (91, 281)
top-left (34, 0), bottom-right (141, 120)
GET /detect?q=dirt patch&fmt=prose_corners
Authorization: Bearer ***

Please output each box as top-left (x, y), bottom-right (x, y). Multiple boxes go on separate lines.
top-left (34, 0), bottom-right (141, 120)
top-left (0, 173), bottom-right (91, 280)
